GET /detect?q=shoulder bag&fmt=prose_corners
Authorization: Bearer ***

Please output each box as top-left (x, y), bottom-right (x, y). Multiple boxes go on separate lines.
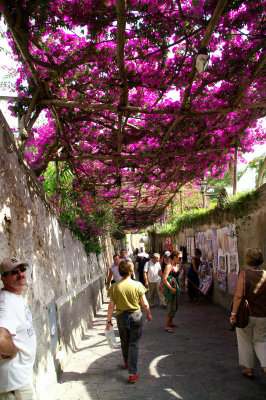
top-left (160, 275), bottom-right (180, 300)
top-left (234, 271), bottom-right (251, 328)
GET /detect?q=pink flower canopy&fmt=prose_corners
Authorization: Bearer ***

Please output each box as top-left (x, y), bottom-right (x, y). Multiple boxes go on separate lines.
top-left (1, 0), bottom-right (265, 228)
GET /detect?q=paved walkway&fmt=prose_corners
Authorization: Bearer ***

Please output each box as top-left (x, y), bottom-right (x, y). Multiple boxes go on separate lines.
top-left (45, 293), bottom-right (265, 400)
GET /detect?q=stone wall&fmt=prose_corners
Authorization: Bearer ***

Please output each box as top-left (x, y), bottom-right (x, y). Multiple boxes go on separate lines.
top-left (0, 111), bottom-right (113, 399)
top-left (151, 184), bottom-right (266, 310)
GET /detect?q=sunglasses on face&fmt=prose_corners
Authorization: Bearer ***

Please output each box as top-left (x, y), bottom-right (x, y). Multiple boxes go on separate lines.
top-left (11, 266), bottom-right (27, 275)
top-left (3, 266), bottom-right (27, 277)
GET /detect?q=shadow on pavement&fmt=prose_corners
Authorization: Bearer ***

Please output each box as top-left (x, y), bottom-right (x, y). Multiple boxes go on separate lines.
top-left (47, 295), bottom-right (266, 400)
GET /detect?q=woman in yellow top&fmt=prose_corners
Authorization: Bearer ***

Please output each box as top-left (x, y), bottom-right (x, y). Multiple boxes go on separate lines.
top-left (106, 259), bottom-right (152, 384)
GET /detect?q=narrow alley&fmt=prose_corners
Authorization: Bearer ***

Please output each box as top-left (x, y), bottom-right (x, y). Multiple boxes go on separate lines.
top-left (44, 293), bottom-right (266, 400)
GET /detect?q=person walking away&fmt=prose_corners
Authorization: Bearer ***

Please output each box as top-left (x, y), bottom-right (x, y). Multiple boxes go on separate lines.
top-left (0, 257), bottom-right (36, 400)
top-left (160, 251), bottom-right (171, 274)
top-left (133, 248), bottom-right (139, 261)
top-left (230, 248), bottom-right (266, 378)
top-left (135, 248), bottom-right (150, 285)
top-left (106, 254), bottom-right (122, 290)
top-left (120, 249), bottom-right (135, 279)
top-left (187, 249), bottom-right (204, 301)
top-left (106, 260), bottom-right (152, 383)
top-left (132, 248), bottom-right (139, 269)
top-left (143, 253), bottom-right (166, 308)
top-left (162, 251), bottom-right (182, 333)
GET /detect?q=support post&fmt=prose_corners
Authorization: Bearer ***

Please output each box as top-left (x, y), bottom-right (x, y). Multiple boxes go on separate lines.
top-left (179, 191), bottom-right (183, 214)
top-left (233, 145), bottom-right (238, 195)
top-left (203, 193), bottom-right (206, 209)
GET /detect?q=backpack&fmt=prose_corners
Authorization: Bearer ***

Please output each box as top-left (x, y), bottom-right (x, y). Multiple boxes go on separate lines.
top-left (137, 255), bottom-right (150, 269)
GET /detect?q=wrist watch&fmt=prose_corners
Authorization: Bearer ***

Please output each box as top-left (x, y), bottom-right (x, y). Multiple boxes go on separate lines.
top-left (106, 320), bottom-right (112, 324)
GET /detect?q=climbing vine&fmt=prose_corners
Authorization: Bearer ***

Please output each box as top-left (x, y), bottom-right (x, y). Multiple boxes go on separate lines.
top-left (157, 189), bottom-right (260, 236)
top-left (42, 162), bottom-right (117, 254)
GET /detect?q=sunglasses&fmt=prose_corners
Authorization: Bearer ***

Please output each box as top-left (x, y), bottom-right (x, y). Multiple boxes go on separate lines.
top-left (3, 266), bottom-right (27, 277)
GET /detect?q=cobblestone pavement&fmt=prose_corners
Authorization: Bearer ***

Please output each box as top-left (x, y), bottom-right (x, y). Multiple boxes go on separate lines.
top-left (45, 293), bottom-right (265, 400)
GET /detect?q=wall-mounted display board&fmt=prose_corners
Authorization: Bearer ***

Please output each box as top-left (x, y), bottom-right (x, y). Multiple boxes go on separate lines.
top-left (216, 224), bottom-right (239, 292)
top-left (186, 236), bottom-right (195, 263)
top-left (190, 225), bottom-right (239, 293)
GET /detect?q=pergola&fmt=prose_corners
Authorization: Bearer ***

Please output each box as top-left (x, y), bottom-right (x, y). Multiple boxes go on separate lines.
top-left (0, 0), bottom-right (265, 229)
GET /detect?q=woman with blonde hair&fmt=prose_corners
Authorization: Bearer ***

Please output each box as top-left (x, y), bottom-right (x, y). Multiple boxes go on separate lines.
top-left (230, 248), bottom-right (266, 378)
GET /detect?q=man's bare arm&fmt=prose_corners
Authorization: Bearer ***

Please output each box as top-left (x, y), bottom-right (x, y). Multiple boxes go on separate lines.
top-left (143, 271), bottom-right (149, 287)
top-left (0, 327), bottom-right (18, 359)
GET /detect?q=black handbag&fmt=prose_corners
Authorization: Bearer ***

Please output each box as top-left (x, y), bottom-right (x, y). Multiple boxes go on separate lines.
top-left (233, 271), bottom-right (251, 328)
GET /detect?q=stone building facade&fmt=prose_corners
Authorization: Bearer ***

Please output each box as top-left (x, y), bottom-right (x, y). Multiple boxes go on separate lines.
top-left (0, 111), bottom-right (112, 398)
top-left (151, 184), bottom-right (266, 310)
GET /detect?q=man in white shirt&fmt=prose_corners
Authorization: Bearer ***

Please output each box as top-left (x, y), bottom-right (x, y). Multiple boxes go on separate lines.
top-left (0, 257), bottom-right (36, 400)
top-left (143, 253), bottom-right (166, 308)
top-left (106, 254), bottom-right (122, 290)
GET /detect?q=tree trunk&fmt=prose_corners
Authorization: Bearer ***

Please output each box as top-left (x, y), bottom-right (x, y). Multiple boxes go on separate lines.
top-left (256, 156), bottom-right (266, 188)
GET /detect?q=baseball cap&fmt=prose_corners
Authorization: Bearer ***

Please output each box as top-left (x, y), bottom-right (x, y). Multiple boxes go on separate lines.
top-left (0, 257), bottom-right (29, 275)
top-left (165, 251), bottom-right (171, 257)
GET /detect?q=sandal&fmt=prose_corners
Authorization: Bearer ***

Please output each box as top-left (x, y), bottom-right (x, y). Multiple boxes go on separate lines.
top-left (170, 323), bottom-right (179, 327)
top-left (242, 368), bottom-right (254, 379)
top-left (165, 327), bottom-right (174, 333)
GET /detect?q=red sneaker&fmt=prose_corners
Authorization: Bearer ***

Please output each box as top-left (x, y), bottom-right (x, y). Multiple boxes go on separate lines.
top-left (129, 374), bottom-right (139, 383)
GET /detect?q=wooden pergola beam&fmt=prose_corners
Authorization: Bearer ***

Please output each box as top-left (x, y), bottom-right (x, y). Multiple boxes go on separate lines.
top-left (38, 99), bottom-right (266, 115)
top-left (50, 146), bottom-right (225, 162)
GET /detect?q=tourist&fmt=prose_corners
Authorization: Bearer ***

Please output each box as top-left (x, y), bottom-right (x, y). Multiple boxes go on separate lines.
top-left (0, 257), bottom-right (36, 399)
top-left (106, 259), bottom-right (152, 383)
top-left (106, 254), bottom-right (122, 290)
top-left (160, 250), bottom-right (171, 274)
top-left (162, 251), bottom-right (182, 333)
top-left (135, 247), bottom-right (150, 285)
top-left (132, 248), bottom-right (139, 269)
top-left (120, 249), bottom-right (133, 263)
top-left (187, 248), bottom-right (204, 301)
top-left (230, 248), bottom-right (266, 378)
top-left (120, 249), bottom-right (135, 279)
top-left (133, 248), bottom-right (139, 260)
top-left (143, 253), bottom-right (166, 308)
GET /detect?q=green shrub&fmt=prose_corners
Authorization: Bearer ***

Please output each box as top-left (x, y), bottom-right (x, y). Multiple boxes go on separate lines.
top-left (157, 190), bottom-right (259, 236)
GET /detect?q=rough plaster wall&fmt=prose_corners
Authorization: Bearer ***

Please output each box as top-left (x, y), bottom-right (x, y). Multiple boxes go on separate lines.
top-left (153, 184), bottom-right (266, 309)
top-left (0, 111), bottom-right (110, 397)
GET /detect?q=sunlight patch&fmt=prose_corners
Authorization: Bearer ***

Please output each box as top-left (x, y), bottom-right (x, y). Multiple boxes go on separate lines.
top-left (149, 354), bottom-right (170, 378)
top-left (165, 388), bottom-right (183, 399)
